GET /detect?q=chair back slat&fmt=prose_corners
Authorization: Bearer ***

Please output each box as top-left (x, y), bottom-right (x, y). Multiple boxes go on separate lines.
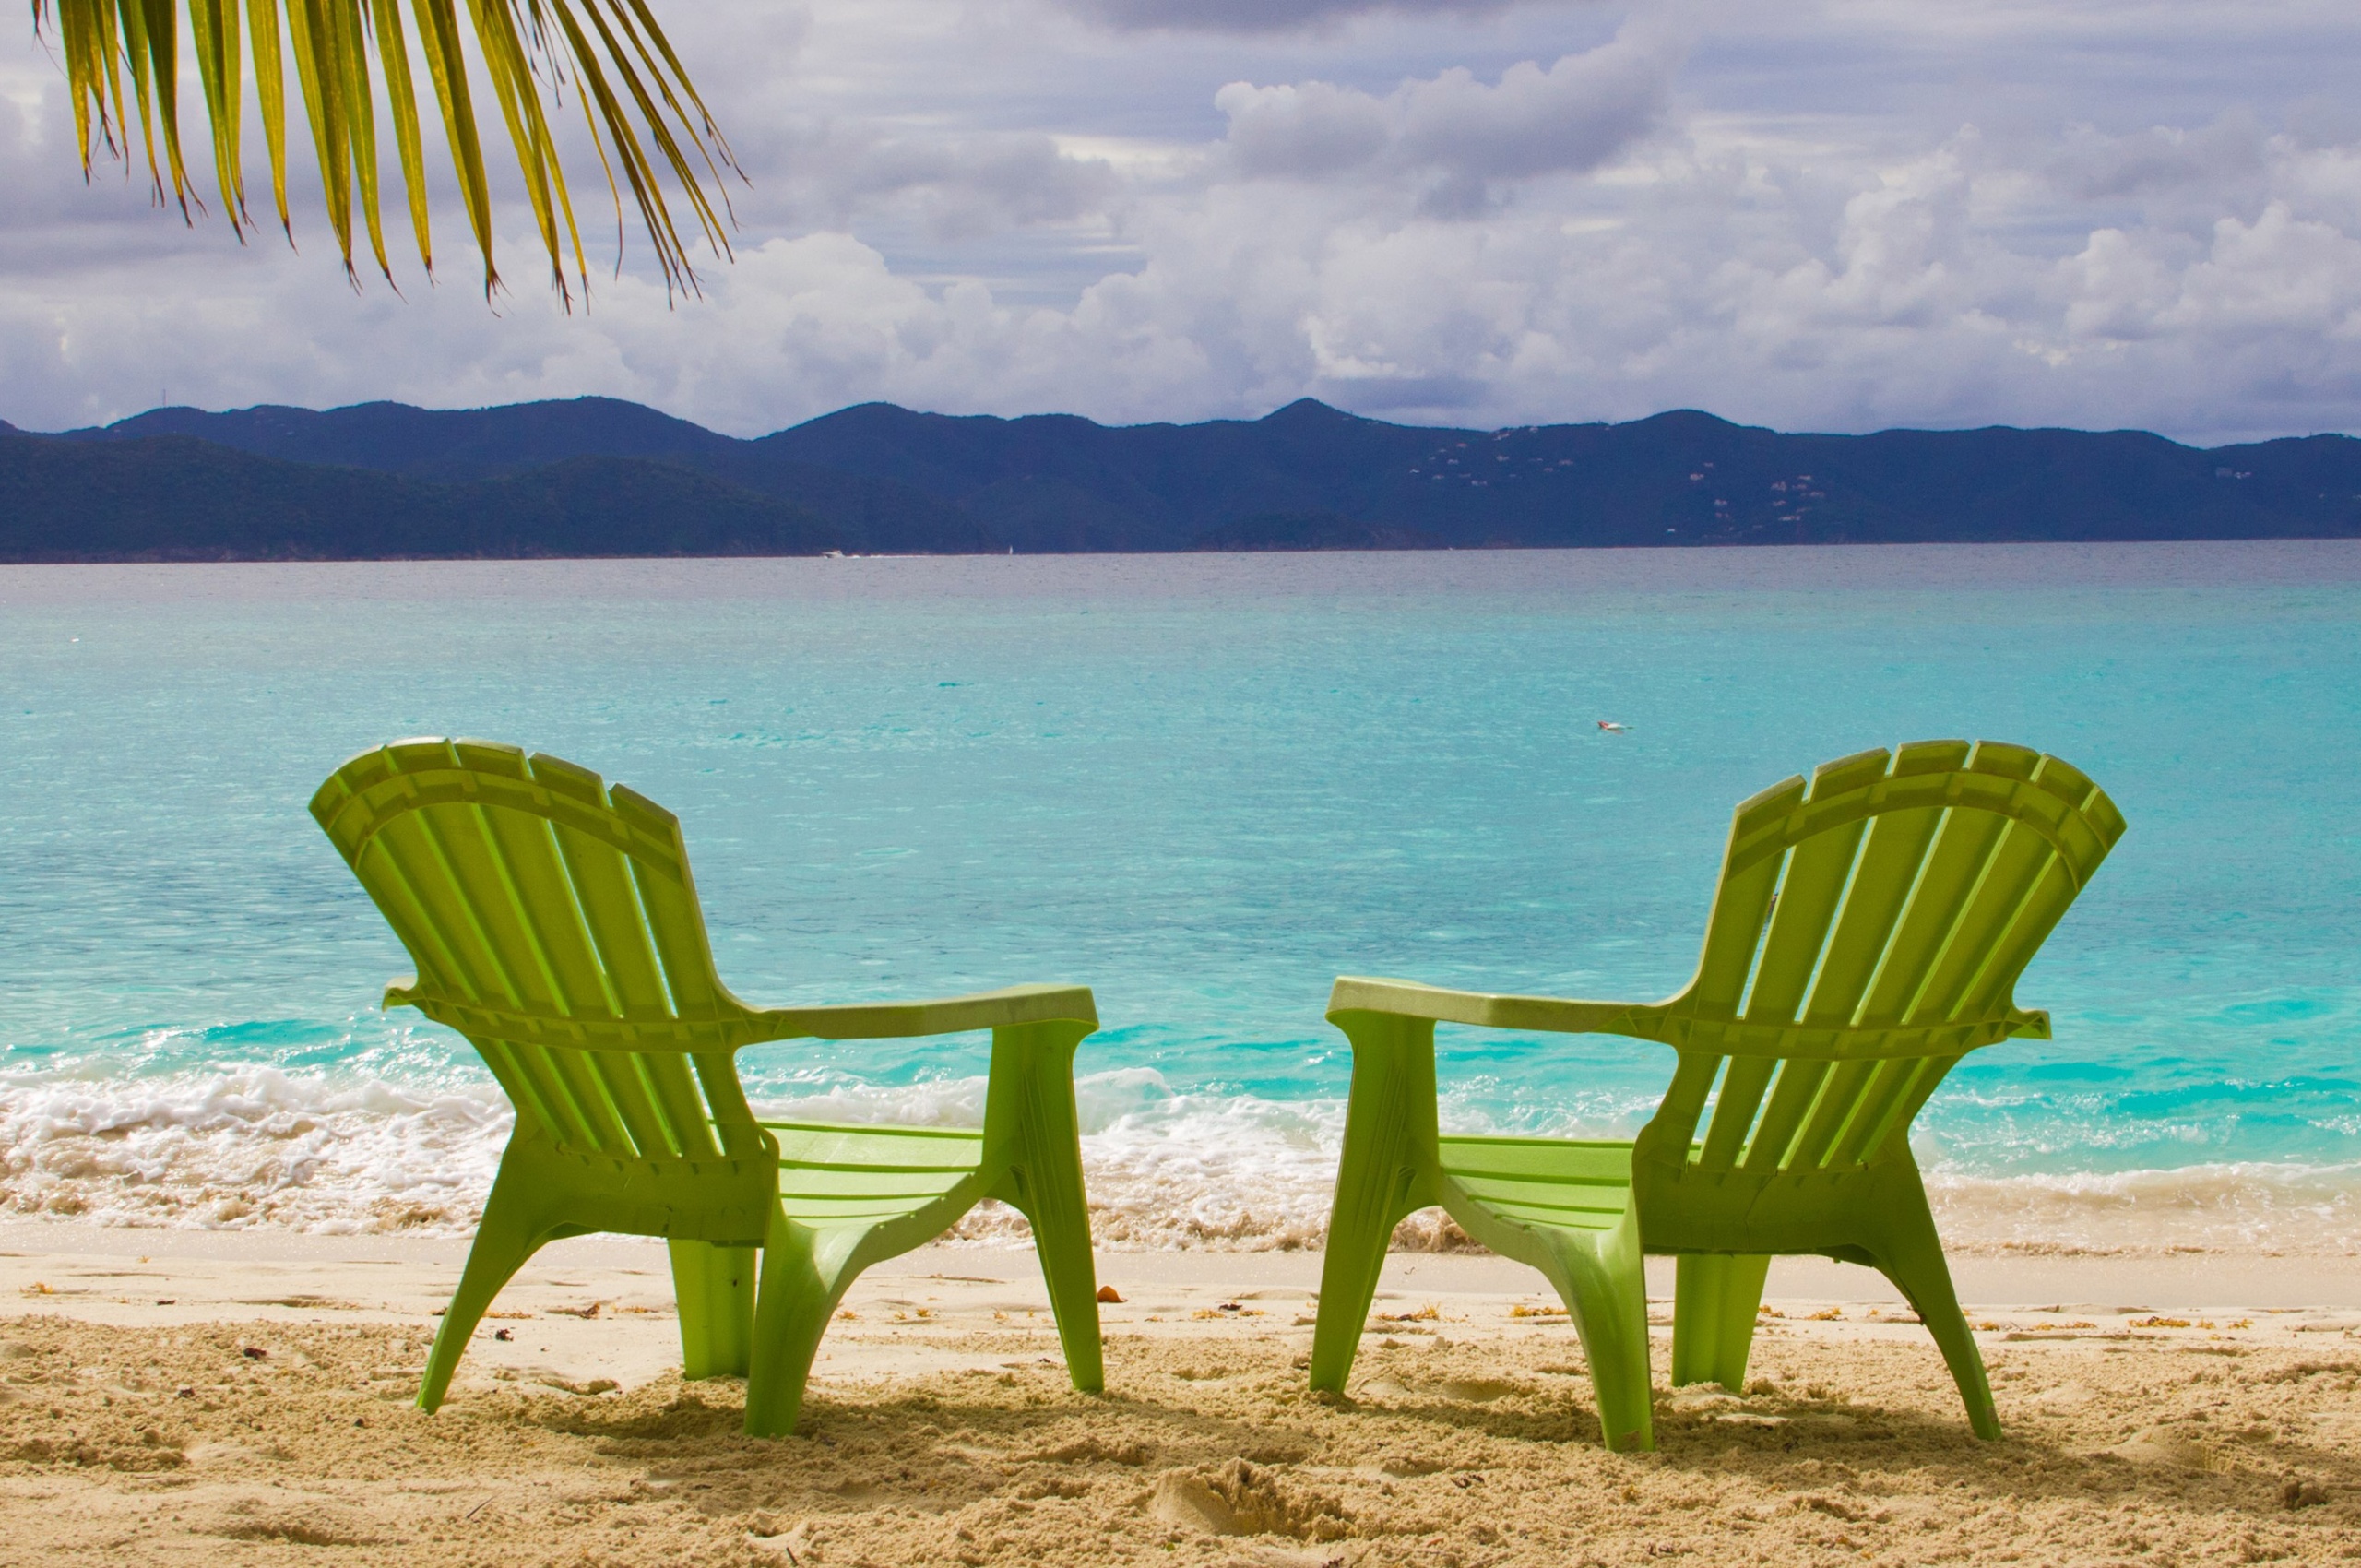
top-left (631, 1052), bottom-right (727, 1158)
top-left (1648, 741), bottom-right (2123, 1177)
top-left (1740, 814), bottom-right (1879, 1025)
top-left (474, 803), bottom-right (618, 1016)
top-left (540, 760), bottom-right (680, 1015)
top-left (535, 1039), bottom-right (641, 1154)
top-left (1685, 779), bottom-right (1803, 1015)
top-left (1646, 1054), bottom-right (1726, 1156)
top-left (1959, 857), bottom-right (2082, 1019)
top-left (361, 812), bottom-right (508, 1004)
top-left (1829, 1053), bottom-right (1956, 1167)
top-left (400, 779), bottom-right (566, 1013)
top-left (610, 784), bottom-right (731, 1022)
top-left (1784, 1058), bottom-right (1876, 1166)
top-left (1821, 1055), bottom-right (1925, 1167)
top-left (593, 1052), bottom-right (695, 1158)
top-left (313, 739), bottom-right (762, 1164)
top-left (548, 817), bottom-right (674, 1012)
top-left (1853, 805), bottom-right (2013, 1028)
top-left (1694, 1056), bottom-right (1775, 1170)
top-left (694, 1052), bottom-right (768, 1158)
top-left (1797, 806), bottom-right (1951, 1026)
top-left (1904, 817), bottom-right (2051, 1024)
top-left (1738, 1058), bottom-right (1831, 1171)
top-left (468, 1039), bottom-right (578, 1144)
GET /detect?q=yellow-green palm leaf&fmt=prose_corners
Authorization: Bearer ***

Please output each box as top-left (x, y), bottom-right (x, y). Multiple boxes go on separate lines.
top-left (34, 0), bottom-right (736, 304)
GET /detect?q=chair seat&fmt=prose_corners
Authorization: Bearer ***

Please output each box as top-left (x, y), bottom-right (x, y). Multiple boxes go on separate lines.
top-left (767, 1120), bottom-right (990, 1229)
top-left (1438, 1134), bottom-right (1636, 1235)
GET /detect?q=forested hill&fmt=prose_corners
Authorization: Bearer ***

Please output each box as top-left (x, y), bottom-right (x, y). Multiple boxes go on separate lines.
top-left (4, 395), bottom-right (2358, 560)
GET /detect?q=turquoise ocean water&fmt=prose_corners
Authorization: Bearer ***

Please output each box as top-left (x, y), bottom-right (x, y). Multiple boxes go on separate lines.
top-left (2, 545), bottom-right (2356, 1253)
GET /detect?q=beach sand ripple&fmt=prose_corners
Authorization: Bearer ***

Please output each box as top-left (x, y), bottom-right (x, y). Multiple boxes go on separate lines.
top-left (2, 1300), bottom-right (2357, 1564)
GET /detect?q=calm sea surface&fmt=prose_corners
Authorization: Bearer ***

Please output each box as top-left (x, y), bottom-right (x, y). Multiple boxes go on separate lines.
top-left (3, 545), bottom-right (2356, 1252)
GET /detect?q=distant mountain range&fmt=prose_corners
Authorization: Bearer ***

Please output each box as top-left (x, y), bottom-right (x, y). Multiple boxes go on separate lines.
top-left (3, 395), bottom-right (2358, 560)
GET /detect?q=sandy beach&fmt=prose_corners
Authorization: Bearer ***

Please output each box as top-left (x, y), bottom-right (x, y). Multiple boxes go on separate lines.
top-left (0, 1224), bottom-right (2354, 1566)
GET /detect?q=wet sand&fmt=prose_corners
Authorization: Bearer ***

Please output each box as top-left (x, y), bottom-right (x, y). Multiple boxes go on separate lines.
top-left (0, 1220), bottom-right (2356, 1565)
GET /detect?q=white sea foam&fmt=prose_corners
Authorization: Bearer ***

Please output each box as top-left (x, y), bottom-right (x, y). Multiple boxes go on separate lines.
top-left (4, 1066), bottom-right (2357, 1256)
top-left (0, 1066), bottom-right (511, 1232)
top-left (1925, 1163), bottom-right (2361, 1256)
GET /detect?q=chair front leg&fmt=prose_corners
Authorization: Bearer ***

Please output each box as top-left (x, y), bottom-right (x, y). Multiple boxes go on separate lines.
top-left (420, 1143), bottom-right (562, 1412)
top-left (1863, 1171), bottom-right (1998, 1440)
top-left (983, 1018), bottom-right (1105, 1394)
top-left (1310, 1009), bottom-right (1442, 1394)
top-left (744, 1213), bottom-right (864, 1438)
top-left (1535, 1210), bottom-right (1655, 1453)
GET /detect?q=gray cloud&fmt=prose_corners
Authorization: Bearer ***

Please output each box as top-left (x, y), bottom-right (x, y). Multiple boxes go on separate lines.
top-left (1216, 14), bottom-right (1686, 196)
top-left (778, 125), bottom-right (1120, 241)
top-left (1057, 0), bottom-right (1525, 36)
top-left (2048, 113), bottom-right (2270, 204)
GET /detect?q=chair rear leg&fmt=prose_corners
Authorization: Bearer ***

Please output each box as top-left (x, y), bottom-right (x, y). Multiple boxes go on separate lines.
top-left (1539, 1216), bottom-right (1655, 1453)
top-left (1310, 1014), bottom-right (1440, 1395)
top-left (1671, 1254), bottom-right (1771, 1391)
top-left (989, 1021), bottom-right (1105, 1393)
top-left (1872, 1199), bottom-right (1999, 1440)
top-left (419, 1180), bottom-right (550, 1412)
top-left (743, 1214), bottom-right (858, 1439)
top-left (670, 1241), bottom-right (757, 1380)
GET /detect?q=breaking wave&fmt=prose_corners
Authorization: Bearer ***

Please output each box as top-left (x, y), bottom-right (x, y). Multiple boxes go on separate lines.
top-left (4, 1062), bottom-right (2356, 1256)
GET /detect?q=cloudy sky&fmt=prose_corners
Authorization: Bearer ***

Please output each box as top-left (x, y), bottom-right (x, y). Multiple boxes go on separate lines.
top-left (4, 0), bottom-right (2357, 442)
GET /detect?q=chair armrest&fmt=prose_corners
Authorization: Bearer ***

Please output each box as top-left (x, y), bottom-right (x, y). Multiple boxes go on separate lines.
top-left (749, 982), bottom-right (1097, 1042)
top-left (1327, 975), bottom-right (1658, 1039)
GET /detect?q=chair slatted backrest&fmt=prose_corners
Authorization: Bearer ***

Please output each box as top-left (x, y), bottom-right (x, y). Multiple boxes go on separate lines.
top-left (1640, 741), bottom-right (2124, 1175)
top-left (312, 739), bottom-right (766, 1164)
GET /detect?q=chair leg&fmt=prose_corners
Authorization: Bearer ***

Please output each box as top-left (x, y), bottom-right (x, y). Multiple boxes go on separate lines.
top-left (419, 1177), bottom-right (550, 1412)
top-left (1671, 1253), bottom-right (1771, 1391)
top-left (742, 1213), bottom-right (860, 1439)
top-left (988, 1021), bottom-right (1105, 1393)
top-left (1871, 1193), bottom-right (1999, 1440)
top-left (1310, 1012), bottom-right (1440, 1395)
top-left (1026, 1204), bottom-right (1105, 1394)
top-left (1537, 1214), bottom-right (1655, 1453)
top-left (670, 1241), bottom-right (757, 1380)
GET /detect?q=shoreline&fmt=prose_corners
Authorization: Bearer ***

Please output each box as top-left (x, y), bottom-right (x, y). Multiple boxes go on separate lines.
top-left (4, 1217), bottom-right (2361, 1317)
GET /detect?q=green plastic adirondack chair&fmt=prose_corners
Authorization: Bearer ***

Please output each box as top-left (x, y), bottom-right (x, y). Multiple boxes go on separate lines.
top-left (1308, 741), bottom-right (2124, 1453)
top-left (311, 738), bottom-right (1106, 1436)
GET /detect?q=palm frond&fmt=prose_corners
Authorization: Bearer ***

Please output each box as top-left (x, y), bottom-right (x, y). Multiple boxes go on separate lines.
top-left (33, 0), bottom-right (738, 304)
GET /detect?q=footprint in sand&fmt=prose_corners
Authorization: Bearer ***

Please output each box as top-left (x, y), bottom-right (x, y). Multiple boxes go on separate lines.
top-left (2104, 1427), bottom-right (2236, 1474)
top-left (1355, 1375), bottom-right (1519, 1403)
top-left (1148, 1460), bottom-right (1351, 1544)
